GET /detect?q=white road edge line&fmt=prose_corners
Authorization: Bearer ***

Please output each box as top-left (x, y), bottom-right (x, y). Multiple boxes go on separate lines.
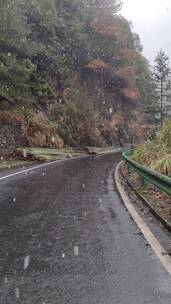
top-left (115, 161), bottom-right (171, 276)
top-left (0, 159), bottom-right (68, 181)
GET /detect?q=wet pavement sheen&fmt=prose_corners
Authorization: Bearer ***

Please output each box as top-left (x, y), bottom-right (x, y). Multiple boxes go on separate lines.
top-left (0, 153), bottom-right (171, 304)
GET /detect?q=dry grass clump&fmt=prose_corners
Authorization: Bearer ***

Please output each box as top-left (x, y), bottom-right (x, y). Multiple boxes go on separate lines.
top-left (149, 154), bottom-right (171, 176)
top-left (0, 110), bottom-right (26, 131)
top-left (0, 108), bottom-right (64, 149)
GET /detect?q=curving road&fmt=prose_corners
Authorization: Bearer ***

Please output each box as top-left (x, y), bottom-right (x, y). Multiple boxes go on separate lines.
top-left (0, 153), bottom-right (171, 304)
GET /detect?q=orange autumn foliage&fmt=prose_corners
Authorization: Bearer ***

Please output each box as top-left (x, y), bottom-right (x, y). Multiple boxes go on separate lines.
top-left (113, 66), bottom-right (136, 86)
top-left (107, 112), bottom-right (124, 130)
top-left (90, 14), bottom-right (129, 46)
top-left (86, 59), bottom-right (107, 70)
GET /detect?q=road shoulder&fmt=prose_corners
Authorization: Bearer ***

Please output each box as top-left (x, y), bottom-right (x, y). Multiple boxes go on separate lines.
top-left (115, 161), bottom-right (171, 276)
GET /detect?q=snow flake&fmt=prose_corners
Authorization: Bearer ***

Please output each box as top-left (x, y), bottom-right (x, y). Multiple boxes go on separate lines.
top-left (74, 246), bottom-right (79, 256)
top-left (15, 288), bottom-right (20, 299)
top-left (23, 150), bottom-right (27, 158)
top-left (100, 204), bottom-right (104, 210)
top-left (24, 255), bottom-right (30, 270)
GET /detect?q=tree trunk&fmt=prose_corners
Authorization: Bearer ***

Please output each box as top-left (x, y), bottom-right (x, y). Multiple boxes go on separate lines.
top-left (160, 79), bottom-right (164, 126)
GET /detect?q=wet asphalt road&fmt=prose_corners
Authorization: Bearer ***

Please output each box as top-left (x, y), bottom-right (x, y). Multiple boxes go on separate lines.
top-left (0, 153), bottom-right (171, 304)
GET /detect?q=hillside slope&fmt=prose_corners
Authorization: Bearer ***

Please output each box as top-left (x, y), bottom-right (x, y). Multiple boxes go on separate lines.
top-left (0, 0), bottom-right (155, 157)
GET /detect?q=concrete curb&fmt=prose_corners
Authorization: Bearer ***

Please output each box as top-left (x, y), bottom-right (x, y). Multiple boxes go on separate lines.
top-left (115, 161), bottom-right (171, 276)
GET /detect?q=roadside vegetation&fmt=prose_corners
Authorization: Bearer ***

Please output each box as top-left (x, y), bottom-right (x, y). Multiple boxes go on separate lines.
top-left (131, 121), bottom-right (171, 177)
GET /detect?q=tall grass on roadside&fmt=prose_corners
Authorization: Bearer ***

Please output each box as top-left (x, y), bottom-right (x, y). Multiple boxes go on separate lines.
top-left (131, 121), bottom-right (171, 177)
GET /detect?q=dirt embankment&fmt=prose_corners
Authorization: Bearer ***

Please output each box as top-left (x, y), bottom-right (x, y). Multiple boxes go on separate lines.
top-left (0, 125), bottom-right (28, 157)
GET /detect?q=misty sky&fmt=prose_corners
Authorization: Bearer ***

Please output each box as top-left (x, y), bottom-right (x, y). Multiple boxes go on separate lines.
top-left (121, 0), bottom-right (171, 65)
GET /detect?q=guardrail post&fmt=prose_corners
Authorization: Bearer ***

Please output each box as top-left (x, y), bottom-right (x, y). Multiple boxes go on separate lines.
top-left (141, 177), bottom-right (148, 190)
top-left (127, 163), bottom-right (132, 175)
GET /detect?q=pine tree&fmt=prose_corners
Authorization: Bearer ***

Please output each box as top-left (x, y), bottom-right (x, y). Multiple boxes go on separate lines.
top-left (153, 50), bottom-right (171, 126)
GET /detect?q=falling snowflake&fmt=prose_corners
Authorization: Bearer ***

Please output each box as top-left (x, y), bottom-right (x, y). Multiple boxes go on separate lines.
top-left (100, 204), bottom-right (104, 210)
top-left (23, 150), bottom-right (27, 158)
top-left (4, 277), bottom-right (8, 283)
top-left (15, 288), bottom-right (20, 299)
top-left (74, 246), bottom-right (79, 256)
top-left (24, 255), bottom-right (30, 270)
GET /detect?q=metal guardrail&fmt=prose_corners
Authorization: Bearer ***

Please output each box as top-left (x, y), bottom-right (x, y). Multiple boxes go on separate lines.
top-left (122, 150), bottom-right (171, 196)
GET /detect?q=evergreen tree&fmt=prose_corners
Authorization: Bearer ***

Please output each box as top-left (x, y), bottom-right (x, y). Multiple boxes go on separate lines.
top-left (153, 50), bottom-right (171, 125)
top-left (0, 1), bottom-right (35, 102)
